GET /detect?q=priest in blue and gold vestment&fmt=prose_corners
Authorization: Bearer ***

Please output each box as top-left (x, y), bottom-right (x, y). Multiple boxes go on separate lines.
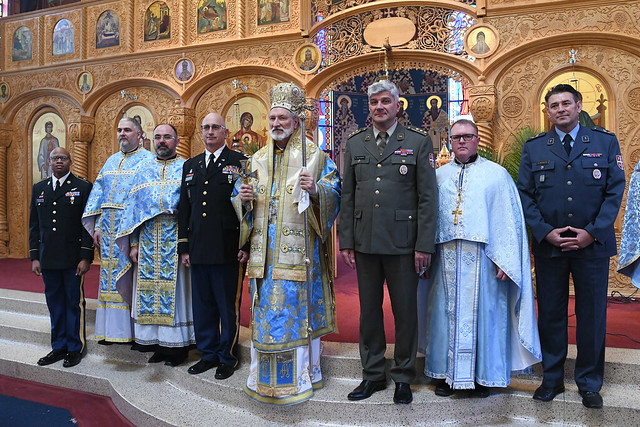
top-left (618, 159), bottom-right (640, 289)
top-left (116, 124), bottom-right (195, 366)
top-left (233, 83), bottom-right (341, 405)
top-left (83, 118), bottom-right (154, 344)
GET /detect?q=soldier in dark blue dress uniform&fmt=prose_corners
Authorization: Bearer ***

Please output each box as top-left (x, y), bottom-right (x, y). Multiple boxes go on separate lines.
top-left (517, 84), bottom-right (625, 409)
top-left (29, 147), bottom-right (94, 368)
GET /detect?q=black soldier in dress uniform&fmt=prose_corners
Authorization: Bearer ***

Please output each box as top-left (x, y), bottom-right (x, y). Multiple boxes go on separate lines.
top-left (339, 80), bottom-right (438, 404)
top-left (29, 147), bottom-right (94, 368)
top-left (517, 84), bottom-right (625, 409)
top-left (178, 112), bottom-right (248, 378)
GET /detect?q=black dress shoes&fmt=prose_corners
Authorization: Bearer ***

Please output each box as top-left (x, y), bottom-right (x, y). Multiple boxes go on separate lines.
top-left (214, 363), bottom-right (235, 380)
top-left (164, 348), bottom-right (188, 367)
top-left (471, 382), bottom-right (490, 398)
top-left (434, 379), bottom-right (455, 397)
top-left (37, 349), bottom-right (67, 366)
top-left (63, 352), bottom-right (82, 368)
top-left (97, 339), bottom-right (113, 346)
top-left (188, 359), bottom-right (219, 375)
top-left (393, 382), bottom-right (413, 404)
top-left (347, 379), bottom-right (387, 401)
top-left (131, 343), bottom-right (157, 353)
top-left (579, 390), bottom-right (603, 409)
top-left (533, 384), bottom-right (565, 402)
top-left (148, 351), bottom-right (165, 363)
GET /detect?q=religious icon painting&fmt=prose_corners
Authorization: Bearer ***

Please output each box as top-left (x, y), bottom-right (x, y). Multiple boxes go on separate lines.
top-left (32, 112), bottom-right (66, 184)
top-left (13, 26), bottom-right (33, 61)
top-left (78, 72), bottom-right (93, 94)
top-left (258, 0), bottom-right (290, 26)
top-left (294, 43), bottom-right (321, 74)
top-left (0, 83), bottom-right (10, 102)
top-left (197, 0), bottom-right (227, 33)
top-left (464, 24), bottom-right (499, 59)
top-left (174, 59), bottom-right (195, 83)
top-left (96, 10), bottom-right (120, 49)
top-left (124, 105), bottom-right (155, 152)
top-left (53, 19), bottom-right (74, 56)
top-left (145, 2), bottom-right (171, 41)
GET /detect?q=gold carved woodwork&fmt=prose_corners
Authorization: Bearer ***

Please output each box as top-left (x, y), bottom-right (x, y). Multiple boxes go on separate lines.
top-left (168, 100), bottom-right (196, 159)
top-left (68, 116), bottom-right (95, 179)
top-left (133, 0), bottom-right (181, 52)
top-left (86, 2), bottom-right (131, 59)
top-left (468, 84), bottom-right (496, 149)
top-left (44, 9), bottom-right (83, 65)
top-left (0, 124), bottom-right (13, 257)
top-left (4, 17), bottom-right (40, 70)
top-left (248, 0), bottom-right (300, 36)
top-left (485, 2), bottom-right (640, 59)
top-left (187, 0), bottom-right (237, 43)
top-left (313, 6), bottom-right (475, 70)
top-left (191, 75), bottom-right (280, 157)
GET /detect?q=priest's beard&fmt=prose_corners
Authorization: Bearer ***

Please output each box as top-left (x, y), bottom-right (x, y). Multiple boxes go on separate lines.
top-left (270, 125), bottom-right (295, 142)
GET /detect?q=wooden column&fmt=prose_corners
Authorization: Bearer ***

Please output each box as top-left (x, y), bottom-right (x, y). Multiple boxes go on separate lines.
top-left (168, 99), bottom-right (196, 159)
top-left (68, 116), bottom-right (95, 179)
top-left (468, 83), bottom-right (497, 150)
top-left (0, 124), bottom-right (13, 256)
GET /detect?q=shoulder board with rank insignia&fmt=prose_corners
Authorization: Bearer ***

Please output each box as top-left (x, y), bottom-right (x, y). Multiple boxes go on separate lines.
top-left (348, 127), bottom-right (368, 139)
top-left (78, 176), bottom-right (90, 183)
top-left (592, 126), bottom-right (615, 136)
top-left (526, 132), bottom-right (546, 142)
top-left (36, 177), bottom-right (49, 184)
top-left (407, 126), bottom-right (428, 136)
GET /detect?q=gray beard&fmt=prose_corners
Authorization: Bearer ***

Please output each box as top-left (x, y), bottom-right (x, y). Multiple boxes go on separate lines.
top-left (270, 126), bottom-right (294, 142)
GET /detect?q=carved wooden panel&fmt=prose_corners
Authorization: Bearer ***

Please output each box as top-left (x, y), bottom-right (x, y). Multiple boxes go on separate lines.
top-left (191, 75), bottom-right (279, 157)
top-left (44, 9), bottom-right (83, 65)
top-left (86, 2), bottom-right (131, 58)
top-left (4, 17), bottom-right (40, 71)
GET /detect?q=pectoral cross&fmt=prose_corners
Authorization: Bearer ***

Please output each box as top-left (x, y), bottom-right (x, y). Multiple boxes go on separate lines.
top-left (452, 191), bottom-right (462, 225)
top-left (232, 159), bottom-right (258, 211)
top-left (452, 206), bottom-right (462, 225)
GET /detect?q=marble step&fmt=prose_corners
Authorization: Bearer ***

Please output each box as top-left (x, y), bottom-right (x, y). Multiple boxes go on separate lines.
top-left (2, 288), bottom-right (640, 426)
top-left (2, 288), bottom-right (640, 387)
top-left (2, 339), bottom-right (639, 427)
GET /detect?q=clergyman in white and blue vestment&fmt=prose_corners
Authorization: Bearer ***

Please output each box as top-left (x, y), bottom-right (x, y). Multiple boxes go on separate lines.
top-left (233, 83), bottom-right (341, 405)
top-left (617, 159), bottom-right (640, 290)
top-left (418, 119), bottom-right (541, 397)
top-left (115, 124), bottom-right (196, 366)
top-left (82, 118), bottom-right (154, 344)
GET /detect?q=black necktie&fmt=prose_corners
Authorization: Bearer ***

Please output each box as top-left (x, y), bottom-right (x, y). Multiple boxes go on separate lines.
top-left (207, 153), bottom-right (215, 174)
top-left (563, 134), bottom-right (572, 155)
top-left (54, 179), bottom-right (62, 194)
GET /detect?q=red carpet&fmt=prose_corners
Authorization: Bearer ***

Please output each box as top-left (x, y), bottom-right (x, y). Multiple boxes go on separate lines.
top-left (0, 374), bottom-right (133, 426)
top-left (1, 258), bottom-right (640, 348)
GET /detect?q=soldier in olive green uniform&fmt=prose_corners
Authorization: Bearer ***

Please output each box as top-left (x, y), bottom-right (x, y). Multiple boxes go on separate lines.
top-left (339, 80), bottom-right (438, 404)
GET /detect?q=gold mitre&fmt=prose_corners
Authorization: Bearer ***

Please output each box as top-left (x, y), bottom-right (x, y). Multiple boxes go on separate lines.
top-left (270, 82), bottom-right (306, 113)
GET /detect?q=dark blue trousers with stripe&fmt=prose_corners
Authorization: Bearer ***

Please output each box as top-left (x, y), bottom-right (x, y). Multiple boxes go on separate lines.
top-left (190, 263), bottom-right (243, 367)
top-left (41, 268), bottom-right (86, 353)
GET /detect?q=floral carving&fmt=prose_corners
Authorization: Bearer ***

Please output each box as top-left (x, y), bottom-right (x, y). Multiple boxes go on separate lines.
top-left (502, 95), bottom-right (523, 118)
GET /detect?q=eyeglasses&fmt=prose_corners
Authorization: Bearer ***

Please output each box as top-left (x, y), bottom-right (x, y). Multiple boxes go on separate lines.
top-left (202, 124), bottom-right (225, 131)
top-left (154, 134), bottom-right (175, 141)
top-left (50, 156), bottom-right (69, 161)
top-left (450, 134), bottom-right (477, 142)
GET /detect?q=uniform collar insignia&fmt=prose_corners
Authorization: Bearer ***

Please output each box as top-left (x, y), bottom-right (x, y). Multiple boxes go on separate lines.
top-left (582, 135), bottom-right (590, 142)
top-left (547, 138), bottom-right (554, 145)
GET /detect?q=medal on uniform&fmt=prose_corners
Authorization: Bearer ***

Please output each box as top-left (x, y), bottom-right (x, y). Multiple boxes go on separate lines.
top-left (399, 165), bottom-right (408, 175)
top-left (593, 169), bottom-right (601, 179)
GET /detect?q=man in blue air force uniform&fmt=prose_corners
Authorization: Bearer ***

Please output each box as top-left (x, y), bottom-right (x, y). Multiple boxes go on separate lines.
top-left (30, 147), bottom-right (94, 368)
top-left (82, 117), bottom-right (154, 345)
top-left (517, 84), bottom-right (625, 409)
top-left (116, 124), bottom-right (195, 367)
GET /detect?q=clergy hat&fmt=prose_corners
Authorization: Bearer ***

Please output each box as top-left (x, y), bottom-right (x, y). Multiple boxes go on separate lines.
top-left (270, 82), bottom-right (306, 114)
